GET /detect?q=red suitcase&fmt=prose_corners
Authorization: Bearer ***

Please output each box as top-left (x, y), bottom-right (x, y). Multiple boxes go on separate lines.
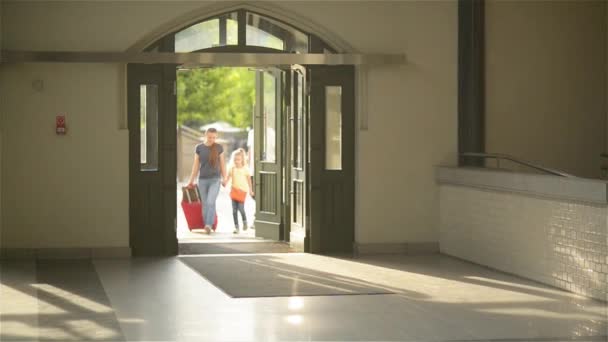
top-left (181, 186), bottom-right (217, 231)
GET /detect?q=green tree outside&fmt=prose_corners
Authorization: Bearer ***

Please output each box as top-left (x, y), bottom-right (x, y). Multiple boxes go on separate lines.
top-left (177, 67), bottom-right (255, 129)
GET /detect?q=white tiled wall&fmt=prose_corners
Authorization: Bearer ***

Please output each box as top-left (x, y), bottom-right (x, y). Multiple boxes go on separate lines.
top-left (439, 185), bottom-right (608, 301)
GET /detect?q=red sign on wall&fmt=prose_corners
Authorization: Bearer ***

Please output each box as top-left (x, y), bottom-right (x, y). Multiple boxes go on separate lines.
top-left (56, 115), bottom-right (66, 135)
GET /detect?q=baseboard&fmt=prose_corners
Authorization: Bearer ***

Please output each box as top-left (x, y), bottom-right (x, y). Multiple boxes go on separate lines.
top-left (353, 242), bottom-right (439, 257)
top-left (0, 247), bottom-right (132, 259)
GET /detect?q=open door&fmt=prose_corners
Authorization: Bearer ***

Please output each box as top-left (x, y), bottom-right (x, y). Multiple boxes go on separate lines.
top-left (127, 64), bottom-right (178, 256)
top-left (253, 68), bottom-right (285, 240)
top-left (288, 66), bottom-right (307, 252)
top-left (307, 65), bottom-right (355, 254)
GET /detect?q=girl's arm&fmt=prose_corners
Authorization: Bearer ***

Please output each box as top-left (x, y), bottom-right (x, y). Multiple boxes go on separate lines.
top-left (226, 166), bottom-right (232, 184)
top-left (187, 154), bottom-right (200, 187)
top-left (247, 174), bottom-right (254, 196)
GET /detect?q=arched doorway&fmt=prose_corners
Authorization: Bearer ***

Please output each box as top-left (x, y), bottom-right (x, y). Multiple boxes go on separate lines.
top-left (128, 8), bottom-right (355, 256)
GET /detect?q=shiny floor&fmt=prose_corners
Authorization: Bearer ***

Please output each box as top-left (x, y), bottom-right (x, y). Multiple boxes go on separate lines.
top-left (1, 254), bottom-right (606, 341)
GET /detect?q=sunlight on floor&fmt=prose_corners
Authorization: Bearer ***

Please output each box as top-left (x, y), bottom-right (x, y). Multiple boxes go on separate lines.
top-left (31, 283), bottom-right (112, 313)
top-left (2, 255), bottom-right (606, 341)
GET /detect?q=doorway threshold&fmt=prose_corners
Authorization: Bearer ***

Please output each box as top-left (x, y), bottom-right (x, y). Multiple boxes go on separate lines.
top-left (178, 233), bottom-right (270, 244)
top-left (178, 240), bottom-right (294, 255)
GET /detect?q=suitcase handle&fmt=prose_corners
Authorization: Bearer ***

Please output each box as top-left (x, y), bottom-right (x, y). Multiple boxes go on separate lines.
top-left (185, 188), bottom-right (192, 202)
top-left (182, 185), bottom-right (201, 203)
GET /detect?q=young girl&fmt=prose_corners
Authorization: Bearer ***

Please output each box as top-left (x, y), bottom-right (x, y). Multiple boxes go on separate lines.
top-left (226, 148), bottom-right (254, 233)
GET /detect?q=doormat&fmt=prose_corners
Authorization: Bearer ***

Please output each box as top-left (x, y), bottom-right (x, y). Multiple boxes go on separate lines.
top-left (179, 253), bottom-right (394, 298)
top-left (179, 241), bottom-right (294, 255)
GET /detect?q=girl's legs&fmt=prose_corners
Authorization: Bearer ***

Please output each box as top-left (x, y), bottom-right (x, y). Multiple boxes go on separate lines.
top-left (232, 200), bottom-right (247, 233)
top-left (232, 200), bottom-right (240, 229)
top-left (237, 201), bottom-right (247, 230)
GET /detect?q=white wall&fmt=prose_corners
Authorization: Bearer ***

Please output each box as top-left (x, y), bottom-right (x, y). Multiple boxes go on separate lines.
top-left (0, 1), bottom-right (458, 248)
top-left (437, 168), bottom-right (608, 300)
top-left (439, 177), bottom-right (608, 301)
top-left (485, 0), bottom-right (607, 179)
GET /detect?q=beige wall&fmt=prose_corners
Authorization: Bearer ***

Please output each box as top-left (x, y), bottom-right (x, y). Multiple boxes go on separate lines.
top-left (0, 0), bottom-right (3, 249)
top-left (0, 1), bottom-right (458, 248)
top-left (0, 63), bottom-right (129, 248)
top-left (485, 0), bottom-right (607, 179)
top-left (281, 1), bottom-right (458, 243)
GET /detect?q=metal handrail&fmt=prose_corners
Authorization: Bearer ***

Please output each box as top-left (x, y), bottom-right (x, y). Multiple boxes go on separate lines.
top-left (461, 152), bottom-right (576, 178)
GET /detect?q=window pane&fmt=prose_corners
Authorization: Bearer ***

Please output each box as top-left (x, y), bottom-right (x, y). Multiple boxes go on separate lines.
top-left (140, 84), bottom-right (159, 171)
top-left (246, 12), bottom-right (308, 52)
top-left (325, 86), bottom-right (342, 170)
top-left (296, 72), bottom-right (304, 168)
top-left (175, 12), bottom-right (238, 52)
top-left (226, 16), bottom-right (238, 45)
top-left (247, 25), bottom-right (284, 50)
top-left (262, 73), bottom-right (276, 163)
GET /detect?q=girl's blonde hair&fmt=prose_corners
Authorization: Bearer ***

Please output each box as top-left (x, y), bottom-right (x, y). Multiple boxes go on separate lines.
top-left (229, 148), bottom-right (248, 169)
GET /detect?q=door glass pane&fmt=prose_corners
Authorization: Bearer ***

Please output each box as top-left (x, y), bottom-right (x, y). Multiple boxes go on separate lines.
top-left (325, 86), bottom-right (342, 170)
top-left (296, 72), bottom-right (304, 168)
top-left (140, 84), bottom-right (159, 171)
top-left (246, 12), bottom-right (308, 53)
top-left (290, 83), bottom-right (296, 167)
top-left (262, 73), bottom-right (277, 163)
top-left (175, 12), bottom-right (238, 52)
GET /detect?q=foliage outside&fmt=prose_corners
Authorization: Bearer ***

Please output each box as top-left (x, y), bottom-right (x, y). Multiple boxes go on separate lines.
top-left (177, 67), bottom-right (255, 130)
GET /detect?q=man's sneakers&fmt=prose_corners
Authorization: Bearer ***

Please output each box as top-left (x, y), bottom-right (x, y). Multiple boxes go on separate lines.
top-left (233, 227), bottom-right (239, 234)
top-left (204, 225), bottom-right (212, 234)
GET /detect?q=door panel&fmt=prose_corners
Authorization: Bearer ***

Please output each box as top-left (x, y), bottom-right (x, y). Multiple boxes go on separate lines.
top-left (258, 171), bottom-right (278, 213)
top-left (128, 64), bottom-right (178, 256)
top-left (254, 69), bottom-right (284, 240)
top-left (308, 66), bottom-right (355, 254)
top-left (288, 66), bottom-right (307, 252)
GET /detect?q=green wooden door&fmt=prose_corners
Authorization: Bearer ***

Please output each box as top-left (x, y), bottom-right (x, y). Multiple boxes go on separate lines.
top-left (128, 64), bottom-right (178, 256)
top-left (288, 66), bottom-right (307, 252)
top-left (254, 68), bottom-right (285, 240)
top-left (307, 66), bottom-right (355, 254)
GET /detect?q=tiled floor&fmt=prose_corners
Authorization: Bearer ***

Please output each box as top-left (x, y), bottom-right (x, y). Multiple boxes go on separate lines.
top-left (1, 254), bottom-right (606, 341)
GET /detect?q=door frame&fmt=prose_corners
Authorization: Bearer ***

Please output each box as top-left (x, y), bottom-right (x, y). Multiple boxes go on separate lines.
top-left (126, 7), bottom-right (363, 256)
top-left (128, 63), bottom-right (357, 256)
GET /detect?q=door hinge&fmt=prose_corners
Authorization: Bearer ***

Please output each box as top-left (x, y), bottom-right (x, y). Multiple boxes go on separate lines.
top-left (173, 81), bottom-right (177, 96)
